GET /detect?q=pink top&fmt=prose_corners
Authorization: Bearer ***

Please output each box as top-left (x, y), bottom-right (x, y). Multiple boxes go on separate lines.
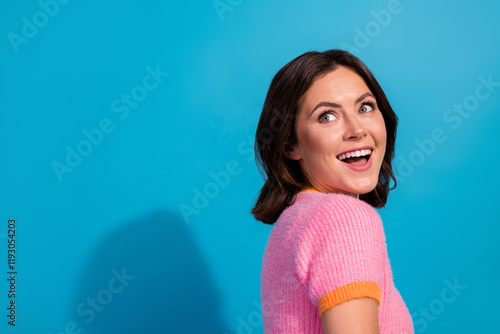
top-left (260, 189), bottom-right (414, 333)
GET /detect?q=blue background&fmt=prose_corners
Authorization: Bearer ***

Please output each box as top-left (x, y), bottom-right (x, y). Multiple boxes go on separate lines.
top-left (1, 0), bottom-right (499, 333)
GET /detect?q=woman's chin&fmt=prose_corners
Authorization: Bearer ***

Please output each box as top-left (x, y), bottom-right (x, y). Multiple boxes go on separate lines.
top-left (343, 181), bottom-right (378, 196)
top-left (314, 177), bottom-right (379, 196)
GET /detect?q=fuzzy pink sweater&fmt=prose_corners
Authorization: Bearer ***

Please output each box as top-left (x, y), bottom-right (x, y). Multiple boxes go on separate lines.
top-left (260, 189), bottom-right (414, 333)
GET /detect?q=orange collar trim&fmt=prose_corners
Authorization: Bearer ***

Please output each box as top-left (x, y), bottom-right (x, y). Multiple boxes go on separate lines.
top-left (299, 186), bottom-right (320, 193)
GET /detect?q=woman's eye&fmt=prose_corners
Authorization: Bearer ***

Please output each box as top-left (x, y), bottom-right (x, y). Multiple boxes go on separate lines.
top-left (319, 112), bottom-right (336, 123)
top-left (360, 103), bottom-right (374, 114)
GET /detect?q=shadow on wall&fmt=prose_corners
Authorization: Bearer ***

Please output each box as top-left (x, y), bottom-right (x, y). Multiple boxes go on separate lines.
top-left (71, 210), bottom-right (226, 333)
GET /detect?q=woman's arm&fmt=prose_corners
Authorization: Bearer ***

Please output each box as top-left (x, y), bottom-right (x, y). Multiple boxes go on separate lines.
top-left (321, 297), bottom-right (380, 334)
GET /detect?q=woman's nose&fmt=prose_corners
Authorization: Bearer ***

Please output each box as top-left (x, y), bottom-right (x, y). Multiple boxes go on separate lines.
top-left (342, 114), bottom-right (366, 140)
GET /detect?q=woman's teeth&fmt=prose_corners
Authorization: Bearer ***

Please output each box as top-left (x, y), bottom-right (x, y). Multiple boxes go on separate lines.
top-left (337, 149), bottom-right (372, 161)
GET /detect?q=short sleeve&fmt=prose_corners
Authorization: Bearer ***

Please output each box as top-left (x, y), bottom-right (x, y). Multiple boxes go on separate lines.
top-left (293, 193), bottom-right (386, 316)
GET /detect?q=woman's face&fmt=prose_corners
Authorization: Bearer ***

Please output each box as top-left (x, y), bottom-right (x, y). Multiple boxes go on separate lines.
top-left (286, 66), bottom-right (387, 197)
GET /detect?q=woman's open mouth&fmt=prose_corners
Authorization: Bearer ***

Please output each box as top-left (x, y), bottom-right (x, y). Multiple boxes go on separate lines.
top-left (336, 148), bottom-right (373, 171)
top-left (337, 148), bottom-right (371, 164)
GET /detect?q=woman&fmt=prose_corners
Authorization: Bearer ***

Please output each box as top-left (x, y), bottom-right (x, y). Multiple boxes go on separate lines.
top-left (251, 49), bottom-right (414, 333)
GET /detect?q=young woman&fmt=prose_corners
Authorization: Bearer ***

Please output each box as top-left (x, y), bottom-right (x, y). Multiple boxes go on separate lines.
top-left (251, 49), bottom-right (414, 333)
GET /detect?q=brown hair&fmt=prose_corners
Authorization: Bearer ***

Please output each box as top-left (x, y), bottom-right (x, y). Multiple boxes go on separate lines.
top-left (251, 49), bottom-right (398, 225)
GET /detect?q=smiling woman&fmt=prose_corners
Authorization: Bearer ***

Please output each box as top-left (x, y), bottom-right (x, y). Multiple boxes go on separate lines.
top-left (251, 49), bottom-right (414, 333)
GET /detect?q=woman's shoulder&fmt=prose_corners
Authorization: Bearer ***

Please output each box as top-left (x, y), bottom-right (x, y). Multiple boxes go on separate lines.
top-left (297, 190), bottom-right (378, 216)
top-left (290, 190), bottom-right (382, 233)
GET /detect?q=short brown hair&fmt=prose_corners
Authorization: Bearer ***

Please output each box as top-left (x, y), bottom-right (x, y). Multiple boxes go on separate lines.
top-left (251, 49), bottom-right (398, 225)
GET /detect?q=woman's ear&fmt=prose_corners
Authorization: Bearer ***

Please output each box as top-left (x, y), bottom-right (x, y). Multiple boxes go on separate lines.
top-left (284, 143), bottom-right (302, 160)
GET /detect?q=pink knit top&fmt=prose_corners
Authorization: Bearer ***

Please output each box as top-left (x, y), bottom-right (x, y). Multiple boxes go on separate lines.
top-left (260, 189), bottom-right (414, 333)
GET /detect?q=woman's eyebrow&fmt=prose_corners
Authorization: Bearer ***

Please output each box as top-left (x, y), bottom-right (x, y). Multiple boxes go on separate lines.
top-left (309, 101), bottom-right (341, 117)
top-left (309, 92), bottom-right (376, 117)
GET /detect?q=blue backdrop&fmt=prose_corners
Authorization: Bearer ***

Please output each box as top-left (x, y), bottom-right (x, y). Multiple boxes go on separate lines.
top-left (1, 0), bottom-right (499, 333)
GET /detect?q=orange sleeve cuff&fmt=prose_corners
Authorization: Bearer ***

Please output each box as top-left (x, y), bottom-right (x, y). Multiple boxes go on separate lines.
top-left (318, 281), bottom-right (381, 317)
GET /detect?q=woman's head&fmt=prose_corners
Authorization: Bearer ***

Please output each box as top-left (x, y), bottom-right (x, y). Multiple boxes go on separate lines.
top-left (251, 49), bottom-right (398, 224)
